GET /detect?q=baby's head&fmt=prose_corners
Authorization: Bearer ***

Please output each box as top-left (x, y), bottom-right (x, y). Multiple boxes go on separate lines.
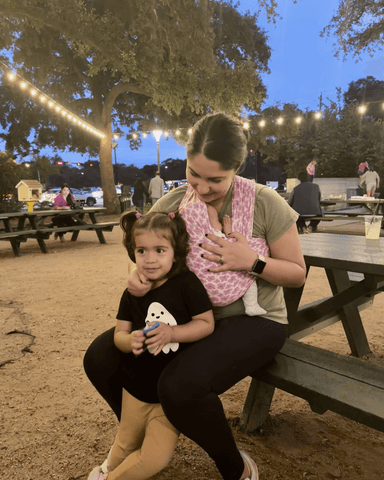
top-left (120, 211), bottom-right (190, 279)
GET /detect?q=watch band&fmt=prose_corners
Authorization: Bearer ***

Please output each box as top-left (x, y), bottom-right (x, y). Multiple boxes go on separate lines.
top-left (249, 255), bottom-right (266, 276)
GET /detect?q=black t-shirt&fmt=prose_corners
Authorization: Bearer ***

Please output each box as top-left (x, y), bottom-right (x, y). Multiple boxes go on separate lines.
top-left (116, 270), bottom-right (212, 403)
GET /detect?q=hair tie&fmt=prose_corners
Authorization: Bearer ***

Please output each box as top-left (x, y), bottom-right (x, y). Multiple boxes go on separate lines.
top-left (168, 212), bottom-right (175, 219)
top-left (135, 212), bottom-right (142, 219)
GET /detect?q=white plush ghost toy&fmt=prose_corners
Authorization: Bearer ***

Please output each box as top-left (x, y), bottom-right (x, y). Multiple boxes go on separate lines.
top-left (145, 302), bottom-right (179, 354)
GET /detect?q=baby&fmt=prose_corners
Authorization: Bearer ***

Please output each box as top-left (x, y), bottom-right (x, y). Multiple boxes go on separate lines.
top-left (207, 205), bottom-right (267, 316)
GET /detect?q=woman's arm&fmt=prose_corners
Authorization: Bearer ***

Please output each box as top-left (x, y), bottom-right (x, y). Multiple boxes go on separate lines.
top-left (144, 310), bottom-right (215, 356)
top-left (201, 223), bottom-right (306, 288)
top-left (53, 194), bottom-right (70, 210)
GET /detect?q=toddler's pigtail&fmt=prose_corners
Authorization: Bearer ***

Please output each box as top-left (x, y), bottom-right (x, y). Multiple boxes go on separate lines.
top-left (171, 212), bottom-right (190, 269)
top-left (120, 211), bottom-right (140, 262)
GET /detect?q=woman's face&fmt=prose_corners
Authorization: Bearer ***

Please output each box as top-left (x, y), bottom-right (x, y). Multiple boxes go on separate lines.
top-left (61, 187), bottom-right (70, 196)
top-left (186, 154), bottom-right (236, 207)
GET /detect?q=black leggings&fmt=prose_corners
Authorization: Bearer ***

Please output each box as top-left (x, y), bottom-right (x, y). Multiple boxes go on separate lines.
top-left (84, 316), bottom-right (286, 480)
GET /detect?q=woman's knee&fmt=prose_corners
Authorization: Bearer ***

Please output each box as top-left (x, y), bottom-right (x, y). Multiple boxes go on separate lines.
top-left (83, 327), bottom-right (119, 378)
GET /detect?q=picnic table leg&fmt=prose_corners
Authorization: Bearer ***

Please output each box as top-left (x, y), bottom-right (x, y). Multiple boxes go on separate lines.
top-left (69, 212), bottom-right (85, 241)
top-left (9, 239), bottom-right (22, 256)
top-left (36, 237), bottom-right (49, 253)
top-left (70, 231), bottom-right (80, 241)
top-left (88, 211), bottom-right (107, 244)
top-left (3, 218), bottom-right (22, 256)
top-left (240, 378), bottom-right (276, 433)
top-left (325, 269), bottom-right (370, 357)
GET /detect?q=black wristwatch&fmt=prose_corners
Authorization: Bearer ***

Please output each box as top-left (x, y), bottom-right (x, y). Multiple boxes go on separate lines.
top-left (249, 255), bottom-right (266, 276)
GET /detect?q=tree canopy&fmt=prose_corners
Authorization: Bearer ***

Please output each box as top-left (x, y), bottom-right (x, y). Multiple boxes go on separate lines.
top-left (0, 0), bottom-right (274, 212)
top-left (321, 0), bottom-right (384, 59)
top-left (247, 81), bottom-right (384, 181)
top-left (343, 76), bottom-right (384, 120)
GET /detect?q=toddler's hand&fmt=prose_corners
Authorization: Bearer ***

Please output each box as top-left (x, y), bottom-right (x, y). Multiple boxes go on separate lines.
top-left (145, 323), bottom-right (173, 356)
top-left (131, 330), bottom-right (146, 355)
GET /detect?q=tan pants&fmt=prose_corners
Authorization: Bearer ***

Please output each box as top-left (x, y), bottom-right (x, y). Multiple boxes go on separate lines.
top-left (108, 389), bottom-right (179, 480)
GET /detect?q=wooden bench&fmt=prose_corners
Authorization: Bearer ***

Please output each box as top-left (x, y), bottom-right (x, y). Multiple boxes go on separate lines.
top-left (0, 230), bottom-right (39, 256)
top-left (38, 221), bottom-right (118, 237)
top-left (240, 338), bottom-right (384, 434)
top-left (37, 221), bottom-right (119, 250)
top-left (302, 215), bottom-right (366, 222)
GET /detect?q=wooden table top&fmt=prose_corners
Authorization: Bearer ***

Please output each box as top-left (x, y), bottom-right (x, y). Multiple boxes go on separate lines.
top-left (0, 207), bottom-right (106, 219)
top-left (299, 233), bottom-right (384, 275)
top-left (321, 198), bottom-right (384, 204)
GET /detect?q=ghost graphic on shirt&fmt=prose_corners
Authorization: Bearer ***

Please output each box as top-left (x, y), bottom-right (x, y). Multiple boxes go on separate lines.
top-left (145, 302), bottom-right (179, 354)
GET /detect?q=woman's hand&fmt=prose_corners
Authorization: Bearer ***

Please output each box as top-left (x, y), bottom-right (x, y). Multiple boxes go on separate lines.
top-left (200, 232), bottom-right (257, 273)
top-left (144, 322), bottom-right (173, 356)
top-left (127, 269), bottom-right (152, 297)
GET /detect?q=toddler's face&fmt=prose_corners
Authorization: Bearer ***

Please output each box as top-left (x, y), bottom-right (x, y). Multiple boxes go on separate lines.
top-left (134, 230), bottom-right (174, 287)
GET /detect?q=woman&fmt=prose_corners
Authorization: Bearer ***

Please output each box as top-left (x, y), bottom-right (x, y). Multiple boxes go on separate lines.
top-left (360, 164), bottom-right (380, 197)
top-left (52, 183), bottom-right (76, 242)
top-left (84, 113), bottom-right (306, 480)
top-left (132, 178), bottom-right (146, 212)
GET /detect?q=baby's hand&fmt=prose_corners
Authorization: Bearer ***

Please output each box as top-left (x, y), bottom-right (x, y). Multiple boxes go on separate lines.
top-left (222, 215), bottom-right (233, 236)
top-left (131, 330), bottom-right (146, 355)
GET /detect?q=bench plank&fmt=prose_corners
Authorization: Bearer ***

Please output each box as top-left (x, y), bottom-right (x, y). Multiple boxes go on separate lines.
top-left (241, 339), bottom-right (384, 433)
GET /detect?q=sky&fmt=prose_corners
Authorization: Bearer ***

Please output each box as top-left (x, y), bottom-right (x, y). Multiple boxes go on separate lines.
top-left (6, 0), bottom-right (384, 169)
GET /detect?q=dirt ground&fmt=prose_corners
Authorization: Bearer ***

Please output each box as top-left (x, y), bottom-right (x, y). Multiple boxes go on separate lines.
top-left (1, 215), bottom-right (384, 480)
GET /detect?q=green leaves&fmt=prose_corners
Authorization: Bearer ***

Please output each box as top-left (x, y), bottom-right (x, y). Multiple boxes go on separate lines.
top-left (321, 0), bottom-right (384, 59)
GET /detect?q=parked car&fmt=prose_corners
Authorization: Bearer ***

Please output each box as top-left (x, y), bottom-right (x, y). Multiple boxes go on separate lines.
top-left (89, 187), bottom-right (103, 199)
top-left (40, 188), bottom-right (61, 204)
top-left (71, 188), bottom-right (98, 206)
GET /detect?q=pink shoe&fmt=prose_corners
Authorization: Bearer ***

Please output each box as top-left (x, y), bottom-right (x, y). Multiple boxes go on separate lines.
top-left (240, 450), bottom-right (259, 480)
top-left (87, 466), bottom-right (108, 480)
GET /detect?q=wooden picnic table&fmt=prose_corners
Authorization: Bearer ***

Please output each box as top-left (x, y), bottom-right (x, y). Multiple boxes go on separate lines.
top-left (241, 232), bottom-right (384, 433)
top-left (289, 233), bottom-right (384, 356)
top-left (0, 207), bottom-right (119, 256)
top-left (321, 197), bottom-right (384, 215)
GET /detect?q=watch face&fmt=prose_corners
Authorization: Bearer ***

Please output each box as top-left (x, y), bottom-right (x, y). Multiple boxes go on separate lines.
top-left (252, 258), bottom-right (266, 275)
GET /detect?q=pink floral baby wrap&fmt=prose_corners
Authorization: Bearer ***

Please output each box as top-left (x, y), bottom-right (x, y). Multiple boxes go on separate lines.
top-left (179, 176), bottom-right (269, 306)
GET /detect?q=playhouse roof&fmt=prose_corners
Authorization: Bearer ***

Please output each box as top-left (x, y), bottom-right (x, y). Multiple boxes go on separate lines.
top-left (15, 180), bottom-right (43, 189)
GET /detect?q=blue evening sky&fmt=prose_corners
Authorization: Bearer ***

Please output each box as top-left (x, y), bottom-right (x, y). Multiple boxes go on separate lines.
top-left (6, 0), bottom-right (384, 168)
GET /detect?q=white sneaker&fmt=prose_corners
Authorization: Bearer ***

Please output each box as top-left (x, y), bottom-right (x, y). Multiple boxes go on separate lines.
top-left (87, 466), bottom-right (108, 480)
top-left (100, 447), bottom-right (112, 473)
top-left (240, 450), bottom-right (259, 480)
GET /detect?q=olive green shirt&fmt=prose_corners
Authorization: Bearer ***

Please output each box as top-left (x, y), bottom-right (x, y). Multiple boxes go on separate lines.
top-left (151, 180), bottom-right (298, 324)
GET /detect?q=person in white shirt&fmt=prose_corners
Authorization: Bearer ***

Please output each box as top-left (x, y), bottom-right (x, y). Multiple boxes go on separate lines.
top-left (148, 171), bottom-right (165, 205)
top-left (360, 165), bottom-right (380, 197)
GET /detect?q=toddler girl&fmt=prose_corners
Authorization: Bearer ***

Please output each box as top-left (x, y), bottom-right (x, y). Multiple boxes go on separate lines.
top-left (87, 211), bottom-right (214, 480)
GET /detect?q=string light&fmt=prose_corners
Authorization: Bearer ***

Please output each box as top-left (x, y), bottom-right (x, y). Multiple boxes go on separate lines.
top-left (276, 117), bottom-right (284, 125)
top-left (1, 61), bottom-right (105, 139)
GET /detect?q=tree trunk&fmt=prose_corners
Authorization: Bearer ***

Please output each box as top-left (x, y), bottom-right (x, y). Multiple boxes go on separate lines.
top-left (99, 130), bottom-right (121, 214)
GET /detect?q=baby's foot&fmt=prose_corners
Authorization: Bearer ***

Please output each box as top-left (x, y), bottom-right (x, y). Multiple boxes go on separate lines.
top-left (223, 215), bottom-right (232, 236)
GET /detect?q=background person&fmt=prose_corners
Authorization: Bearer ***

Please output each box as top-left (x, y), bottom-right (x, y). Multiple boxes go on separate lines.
top-left (148, 171), bottom-right (164, 205)
top-left (52, 184), bottom-right (76, 242)
top-left (358, 160), bottom-right (369, 177)
top-left (84, 112), bottom-right (306, 480)
top-left (87, 210), bottom-right (214, 480)
top-left (306, 159), bottom-right (317, 182)
top-left (360, 165), bottom-right (380, 197)
top-left (288, 171), bottom-right (323, 233)
top-left (132, 178), bottom-right (146, 212)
